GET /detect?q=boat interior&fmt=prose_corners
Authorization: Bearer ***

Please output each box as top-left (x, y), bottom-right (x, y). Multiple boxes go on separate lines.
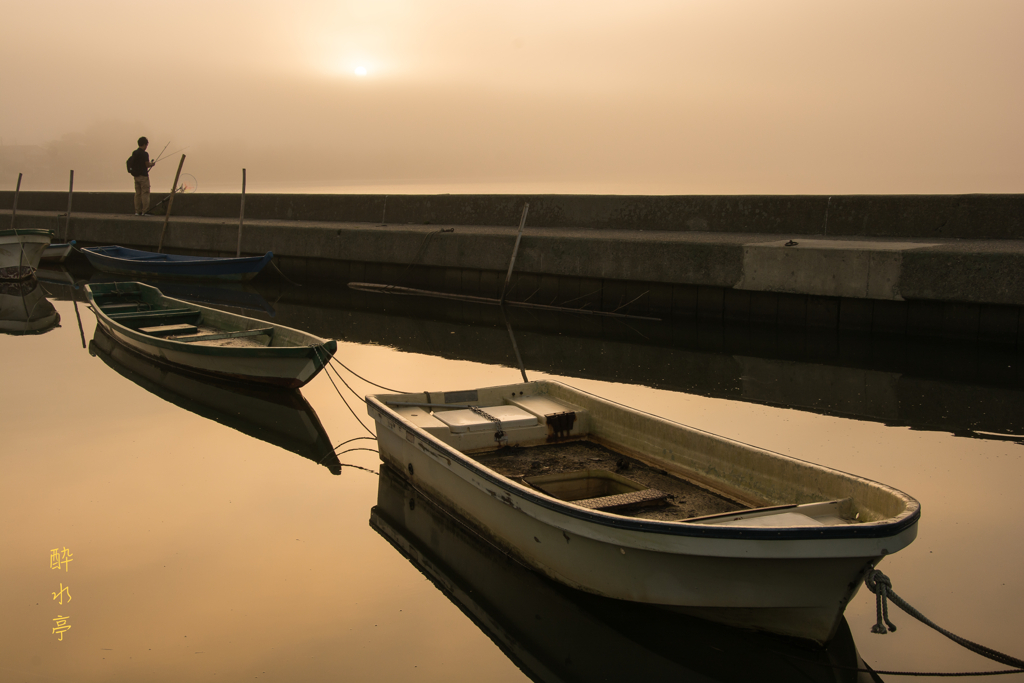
top-left (91, 284), bottom-right (275, 348)
top-left (384, 387), bottom-right (866, 528)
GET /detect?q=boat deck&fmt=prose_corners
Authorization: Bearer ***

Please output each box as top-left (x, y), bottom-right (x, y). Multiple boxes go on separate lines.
top-left (167, 325), bottom-right (272, 348)
top-left (473, 440), bottom-right (749, 521)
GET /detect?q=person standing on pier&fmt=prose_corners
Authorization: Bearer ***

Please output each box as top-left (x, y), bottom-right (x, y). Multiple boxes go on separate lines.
top-left (129, 137), bottom-right (156, 215)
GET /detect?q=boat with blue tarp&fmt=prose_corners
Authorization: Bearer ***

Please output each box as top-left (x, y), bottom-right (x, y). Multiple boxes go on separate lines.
top-left (81, 245), bottom-right (273, 281)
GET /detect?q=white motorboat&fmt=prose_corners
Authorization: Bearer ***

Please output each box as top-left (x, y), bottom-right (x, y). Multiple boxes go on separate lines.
top-left (366, 380), bottom-right (920, 643)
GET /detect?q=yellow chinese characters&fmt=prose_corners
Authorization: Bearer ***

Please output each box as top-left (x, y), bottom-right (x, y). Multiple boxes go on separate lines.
top-left (52, 615), bottom-right (71, 641)
top-left (49, 547), bottom-right (73, 572)
top-left (52, 583), bottom-right (72, 606)
top-left (48, 547), bottom-right (75, 641)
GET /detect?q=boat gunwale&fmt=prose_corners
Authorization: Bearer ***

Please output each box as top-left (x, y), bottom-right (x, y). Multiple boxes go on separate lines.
top-left (366, 382), bottom-right (921, 543)
top-left (0, 229), bottom-right (53, 240)
top-left (81, 245), bottom-right (273, 267)
top-left (85, 282), bottom-right (335, 360)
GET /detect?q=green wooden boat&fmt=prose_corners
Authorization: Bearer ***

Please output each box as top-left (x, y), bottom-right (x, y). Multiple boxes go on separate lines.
top-left (85, 281), bottom-right (336, 388)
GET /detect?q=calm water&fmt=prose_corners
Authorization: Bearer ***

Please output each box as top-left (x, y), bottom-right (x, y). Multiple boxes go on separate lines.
top-left (2, 272), bottom-right (1023, 682)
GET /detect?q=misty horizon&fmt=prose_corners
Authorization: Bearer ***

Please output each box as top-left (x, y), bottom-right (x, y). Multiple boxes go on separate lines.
top-left (2, 1), bottom-right (1022, 195)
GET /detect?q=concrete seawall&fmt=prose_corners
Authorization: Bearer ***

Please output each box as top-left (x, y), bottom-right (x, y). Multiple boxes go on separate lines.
top-left (4, 191), bottom-right (1023, 238)
top-left (6, 191), bottom-right (1024, 344)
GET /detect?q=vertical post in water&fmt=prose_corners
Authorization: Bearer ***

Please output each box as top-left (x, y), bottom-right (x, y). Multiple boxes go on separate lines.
top-left (11, 172), bottom-right (22, 231)
top-left (158, 154), bottom-right (186, 253)
top-left (237, 168), bottom-right (246, 257)
top-left (65, 170), bottom-right (74, 241)
top-left (500, 202), bottom-right (529, 303)
top-left (501, 305), bottom-right (529, 382)
top-left (12, 173), bottom-right (25, 274)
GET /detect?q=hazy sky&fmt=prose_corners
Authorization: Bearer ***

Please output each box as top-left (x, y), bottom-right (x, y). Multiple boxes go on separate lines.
top-left (1, 0), bottom-right (1021, 193)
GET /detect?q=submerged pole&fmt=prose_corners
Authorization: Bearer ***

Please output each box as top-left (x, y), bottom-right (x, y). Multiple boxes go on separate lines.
top-left (158, 154), bottom-right (186, 253)
top-left (500, 202), bottom-right (529, 303)
top-left (237, 168), bottom-right (246, 257)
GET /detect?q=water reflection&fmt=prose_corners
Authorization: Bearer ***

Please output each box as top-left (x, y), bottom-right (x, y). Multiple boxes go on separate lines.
top-left (251, 284), bottom-right (1024, 442)
top-left (36, 265), bottom-right (81, 288)
top-left (89, 324), bottom-right (340, 474)
top-left (0, 277), bottom-right (60, 335)
top-left (371, 464), bottom-right (882, 683)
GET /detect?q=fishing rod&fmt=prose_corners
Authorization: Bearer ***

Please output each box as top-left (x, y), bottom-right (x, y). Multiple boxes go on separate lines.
top-left (153, 146), bottom-right (188, 165)
top-left (143, 173), bottom-right (197, 215)
top-left (152, 141), bottom-right (170, 164)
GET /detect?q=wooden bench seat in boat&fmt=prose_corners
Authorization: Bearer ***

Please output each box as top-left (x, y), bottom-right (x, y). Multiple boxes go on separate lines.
top-left (678, 499), bottom-right (854, 527)
top-left (107, 308), bottom-right (202, 330)
top-left (572, 487), bottom-right (669, 511)
top-left (108, 307), bottom-right (196, 321)
top-left (172, 328), bottom-right (274, 343)
top-left (102, 302), bottom-right (154, 313)
top-left (139, 323), bottom-right (199, 336)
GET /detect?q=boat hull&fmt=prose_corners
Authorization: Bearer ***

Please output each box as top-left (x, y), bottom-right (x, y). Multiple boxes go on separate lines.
top-left (0, 230), bottom-right (51, 280)
top-left (82, 246), bottom-right (273, 282)
top-left (40, 241), bottom-right (75, 263)
top-left (367, 381), bottom-right (920, 643)
top-left (86, 282), bottom-right (335, 388)
top-left (371, 464), bottom-right (878, 683)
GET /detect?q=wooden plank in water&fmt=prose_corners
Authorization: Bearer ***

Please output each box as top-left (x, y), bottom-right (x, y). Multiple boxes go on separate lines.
top-left (139, 323), bottom-right (199, 336)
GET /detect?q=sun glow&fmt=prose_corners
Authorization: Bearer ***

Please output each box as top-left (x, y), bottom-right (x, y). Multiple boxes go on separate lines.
top-left (354, 66), bottom-right (368, 77)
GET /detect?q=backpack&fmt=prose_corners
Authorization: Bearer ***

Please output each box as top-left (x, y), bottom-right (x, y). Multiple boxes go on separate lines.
top-left (126, 155), bottom-right (135, 176)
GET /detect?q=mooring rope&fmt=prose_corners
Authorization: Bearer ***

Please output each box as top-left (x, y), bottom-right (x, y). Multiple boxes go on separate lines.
top-left (865, 570), bottom-right (1024, 672)
top-left (313, 344), bottom-right (374, 436)
top-left (329, 358), bottom-right (408, 393)
top-left (269, 259), bottom-right (302, 286)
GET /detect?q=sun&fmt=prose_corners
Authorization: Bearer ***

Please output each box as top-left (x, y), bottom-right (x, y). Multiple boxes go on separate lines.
top-left (354, 66), bottom-right (368, 77)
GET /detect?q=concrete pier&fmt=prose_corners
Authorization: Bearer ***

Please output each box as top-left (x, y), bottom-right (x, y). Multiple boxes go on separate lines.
top-left (5, 191), bottom-right (1024, 343)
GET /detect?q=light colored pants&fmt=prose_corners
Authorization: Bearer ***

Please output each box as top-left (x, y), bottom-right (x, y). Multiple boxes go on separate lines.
top-left (134, 175), bottom-right (151, 214)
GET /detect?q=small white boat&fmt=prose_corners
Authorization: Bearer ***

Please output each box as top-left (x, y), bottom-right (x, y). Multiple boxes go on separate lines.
top-left (366, 380), bottom-right (920, 643)
top-left (0, 229), bottom-right (51, 280)
top-left (85, 281), bottom-right (336, 388)
top-left (40, 240), bottom-right (75, 263)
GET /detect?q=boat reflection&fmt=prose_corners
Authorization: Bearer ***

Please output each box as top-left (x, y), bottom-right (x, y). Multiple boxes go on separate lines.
top-left (0, 278), bottom-right (60, 335)
top-left (370, 465), bottom-right (882, 683)
top-left (36, 265), bottom-right (81, 288)
top-left (89, 324), bottom-right (340, 474)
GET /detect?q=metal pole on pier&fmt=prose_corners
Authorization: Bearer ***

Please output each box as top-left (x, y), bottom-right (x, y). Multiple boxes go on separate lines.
top-left (65, 170), bottom-right (74, 241)
top-left (158, 155), bottom-right (186, 253)
top-left (11, 172), bottom-right (25, 273)
top-left (11, 172), bottom-right (21, 231)
top-left (500, 202), bottom-right (529, 303)
top-left (237, 169), bottom-right (246, 257)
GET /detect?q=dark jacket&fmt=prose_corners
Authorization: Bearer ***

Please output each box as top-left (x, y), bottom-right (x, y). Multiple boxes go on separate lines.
top-left (130, 148), bottom-right (150, 177)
